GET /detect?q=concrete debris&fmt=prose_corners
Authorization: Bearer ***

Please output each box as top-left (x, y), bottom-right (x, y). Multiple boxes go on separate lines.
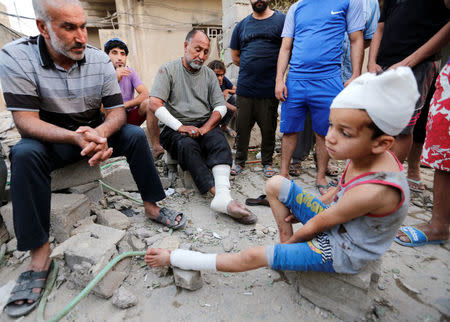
top-left (0, 193), bottom-right (90, 242)
top-left (101, 161), bottom-right (138, 192)
top-left (51, 160), bottom-right (101, 191)
top-left (97, 209), bottom-right (130, 230)
top-left (112, 286), bottom-right (138, 309)
top-left (6, 238), bottom-right (16, 253)
top-left (173, 268), bottom-right (203, 291)
top-left (222, 238), bottom-right (234, 252)
top-left (68, 181), bottom-right (104, 203)
top-left (128, 234), bottom-right (146, 251)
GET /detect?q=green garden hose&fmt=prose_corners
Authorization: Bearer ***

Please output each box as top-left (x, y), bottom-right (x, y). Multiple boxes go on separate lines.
top-left (41, 251), bottom-right (146, 322)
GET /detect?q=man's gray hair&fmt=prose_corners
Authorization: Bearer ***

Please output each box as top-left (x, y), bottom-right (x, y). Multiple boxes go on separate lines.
top-left (32, 0), bottom-right (82, 22)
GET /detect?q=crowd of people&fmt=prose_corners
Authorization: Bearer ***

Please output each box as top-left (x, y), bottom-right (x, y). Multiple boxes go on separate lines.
top-left (0, 0), bottom-right (448, 318)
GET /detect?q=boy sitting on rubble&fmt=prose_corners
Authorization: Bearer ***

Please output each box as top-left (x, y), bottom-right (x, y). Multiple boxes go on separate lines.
top-left (145, 67), bottom-right (418, 275)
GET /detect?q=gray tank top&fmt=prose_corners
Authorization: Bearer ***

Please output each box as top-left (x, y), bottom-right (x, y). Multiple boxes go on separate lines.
top-left (327, 162), bottom-right (409, 274)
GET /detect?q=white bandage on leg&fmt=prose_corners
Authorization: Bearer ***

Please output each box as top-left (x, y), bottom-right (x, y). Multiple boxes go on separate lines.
top-left (213, 105), bottom-right (227, 118)
top-left (210, 164), bottom-right (233, 214)
top-left (170, 249), bottom-right (217, 271)
top-left (154, 106), bottom-right (182, 131)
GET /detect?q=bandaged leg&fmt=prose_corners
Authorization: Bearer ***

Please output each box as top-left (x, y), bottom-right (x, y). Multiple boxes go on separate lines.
top-left (210, 164), bottom-right (233, 214)
top-left (170, 249), bottom-right (217, 271)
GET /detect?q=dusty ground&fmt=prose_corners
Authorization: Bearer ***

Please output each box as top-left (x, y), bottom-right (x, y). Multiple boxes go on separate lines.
top-left (0, 121), bottom-right (448, 321)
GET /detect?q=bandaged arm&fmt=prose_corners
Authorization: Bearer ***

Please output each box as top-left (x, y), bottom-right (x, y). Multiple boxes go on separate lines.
top-left (213, 105), bottom-right (227, 119)
top-left (154, 106), bottom-right (182, 131)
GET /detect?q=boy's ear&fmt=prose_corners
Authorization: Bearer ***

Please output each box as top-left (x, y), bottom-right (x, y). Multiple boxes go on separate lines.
top-left (372, 135), bottom-right (395, 154)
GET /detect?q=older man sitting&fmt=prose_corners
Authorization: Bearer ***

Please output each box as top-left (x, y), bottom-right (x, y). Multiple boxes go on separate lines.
top-left (144, 29), bottom-right (256, 224)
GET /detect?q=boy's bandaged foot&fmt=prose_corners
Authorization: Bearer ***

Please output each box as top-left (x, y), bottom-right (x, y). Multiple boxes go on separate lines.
top-left (211, 198), bottom-right (257, 224)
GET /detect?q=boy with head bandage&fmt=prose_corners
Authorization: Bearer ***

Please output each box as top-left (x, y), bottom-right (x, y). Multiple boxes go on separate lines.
top-left (145, 67), bottom-right (419, 275)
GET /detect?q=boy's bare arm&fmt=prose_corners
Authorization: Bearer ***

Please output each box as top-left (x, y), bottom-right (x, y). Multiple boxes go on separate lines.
top-left (285, 184), bottom-right (401, 244)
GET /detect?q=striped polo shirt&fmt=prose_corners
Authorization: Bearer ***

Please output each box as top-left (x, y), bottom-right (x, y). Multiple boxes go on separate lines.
top-left (0, 35), bottom-right (123, 131)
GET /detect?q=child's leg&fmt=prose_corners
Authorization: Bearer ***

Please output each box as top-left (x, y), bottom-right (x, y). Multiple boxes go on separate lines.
top-left (216, 246), bottom-right (267, 272)
top-left (266, 175), bottom-right (327, 242)
top-left (145, 247), bottom-right (267, 273)
top-left (266, 176), bottom-right (294, 242)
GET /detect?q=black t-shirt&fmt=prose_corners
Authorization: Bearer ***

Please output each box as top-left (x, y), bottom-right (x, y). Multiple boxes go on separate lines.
top-left (230, 10), bottom-right (286, 98)
top-left (377, 0), bottom-right (449, 67)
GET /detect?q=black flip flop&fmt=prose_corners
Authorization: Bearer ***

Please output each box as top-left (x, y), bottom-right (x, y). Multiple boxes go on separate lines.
top-left (245, 194), bottom-right (270, 207)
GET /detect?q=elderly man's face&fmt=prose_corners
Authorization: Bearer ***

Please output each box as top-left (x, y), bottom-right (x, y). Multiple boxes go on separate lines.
top-left (184, 32), bottom-right (210, 71)
top-left (44, 3), bottom-right (87, 61)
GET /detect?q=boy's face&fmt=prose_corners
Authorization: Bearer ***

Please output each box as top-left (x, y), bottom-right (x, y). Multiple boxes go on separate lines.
top-left (325, 109), bottom-right (376, 160)
top-left (108, 47), bottom-right (127, 69)
top-left (214, 68), bottom-right (225, 86)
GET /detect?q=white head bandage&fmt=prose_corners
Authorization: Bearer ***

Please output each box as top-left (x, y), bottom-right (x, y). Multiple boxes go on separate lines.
top-left (330, 67), bottom-right (420, 136)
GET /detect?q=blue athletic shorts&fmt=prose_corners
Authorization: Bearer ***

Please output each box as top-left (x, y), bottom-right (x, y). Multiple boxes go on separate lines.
top-left (267, 179), bottom-right (335, 272)
top-left (280, 77), bottom-right (343, 136)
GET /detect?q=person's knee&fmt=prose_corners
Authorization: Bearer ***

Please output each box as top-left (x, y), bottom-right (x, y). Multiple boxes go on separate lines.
top-left (265, 175), bottom-right (284, 198)
top-left (10, 139), bottom-right (46, 164)
top-left (123, 124), bottom-right (147, 144)
top-left (240, 247), bottom-right (262, 265)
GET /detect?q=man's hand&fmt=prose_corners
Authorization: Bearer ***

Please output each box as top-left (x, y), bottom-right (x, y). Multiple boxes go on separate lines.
top-left (75, 126), bottom-right (113, 166)
top-left (367, 62), bottom-right (383, 73)
top-left (178, 125), bottom-right (201, 138)
top-left (275, 80), bottom-right (287, 102)
top-left (116, 67), bottom-right (131, 82)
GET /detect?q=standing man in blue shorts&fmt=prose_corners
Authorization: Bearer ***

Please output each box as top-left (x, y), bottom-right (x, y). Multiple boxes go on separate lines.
top-left (276, 0), bottom-right (364, 195)
top-left (230, 0), bottom-right (286, 178)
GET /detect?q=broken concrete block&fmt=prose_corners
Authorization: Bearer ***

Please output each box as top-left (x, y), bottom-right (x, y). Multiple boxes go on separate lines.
top-left (128, 234), bottom-right (146, 251)
top-left (51, 160), bottom-right (101, 191)
top-left (71, 223), bottom-right (126, 246)
top-left (50, 194), bottom-right (91, 243)
top-left (286, 259), bottom-right (382, 321)
top-left (173, 268), bottom-right (203, 291)
top-left (94, 270), bottom-right (128, 299)
top-left (2, 193), bottom-right (91, 242)
top-left (112, 286), bottom-right (138, 309)
top-left (63, 235), bottom-right (118, 271)
top-left (156, 236), bottom-right (180, 250)
top-left (97, 209), bottom-right (130, 230)
top-left (101, 161), bottom-right (138, 192)
top-left (68, 181), bottom-right (104, 203)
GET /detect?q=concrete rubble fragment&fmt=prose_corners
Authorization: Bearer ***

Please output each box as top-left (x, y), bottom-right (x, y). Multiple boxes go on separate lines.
top-left (286, 259), bottom-right (382, 320)
top-left (112, 286), bottom-right (138, 309)
top-left (0, 193), bottom-right (91, 242)
top-left (51, 160), bottom-right (102, 191)
top-left (173, 268), bottom-right (203, 291)
top-left (97, 209), bottom-right (130, 230)
top-left (101, 161), bottom-right (138, 192)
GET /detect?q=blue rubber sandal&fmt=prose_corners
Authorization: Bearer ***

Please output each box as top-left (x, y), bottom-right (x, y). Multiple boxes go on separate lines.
top-left (394, 226), bottom-right (446, 247)
top-left (230, 164), bottom-right (244, 176)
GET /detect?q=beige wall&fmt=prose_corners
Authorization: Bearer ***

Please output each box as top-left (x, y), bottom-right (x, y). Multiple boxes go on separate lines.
top-left (99, 0), bottom-right (222, 90)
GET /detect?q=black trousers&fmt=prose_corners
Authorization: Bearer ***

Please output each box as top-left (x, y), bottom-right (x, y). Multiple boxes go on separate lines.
top-left (160, 126), bottom-right (232, 194)
top-left (235, 95), bottom-right (278, 166)
top-left (10, 124), bottom-right (165, 251)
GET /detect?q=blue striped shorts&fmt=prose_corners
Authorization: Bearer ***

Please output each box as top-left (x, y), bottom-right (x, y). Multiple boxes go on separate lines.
top-left (266, 178), bottom-right (335, 272)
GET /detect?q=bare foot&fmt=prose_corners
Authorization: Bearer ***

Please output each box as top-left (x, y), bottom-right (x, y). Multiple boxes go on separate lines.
top-left (145, 248), bottom-right (171, 267)
top-left (227, 200), bottom-right (257, 224)
top-left (396, 223), bottom-right (449, 243)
